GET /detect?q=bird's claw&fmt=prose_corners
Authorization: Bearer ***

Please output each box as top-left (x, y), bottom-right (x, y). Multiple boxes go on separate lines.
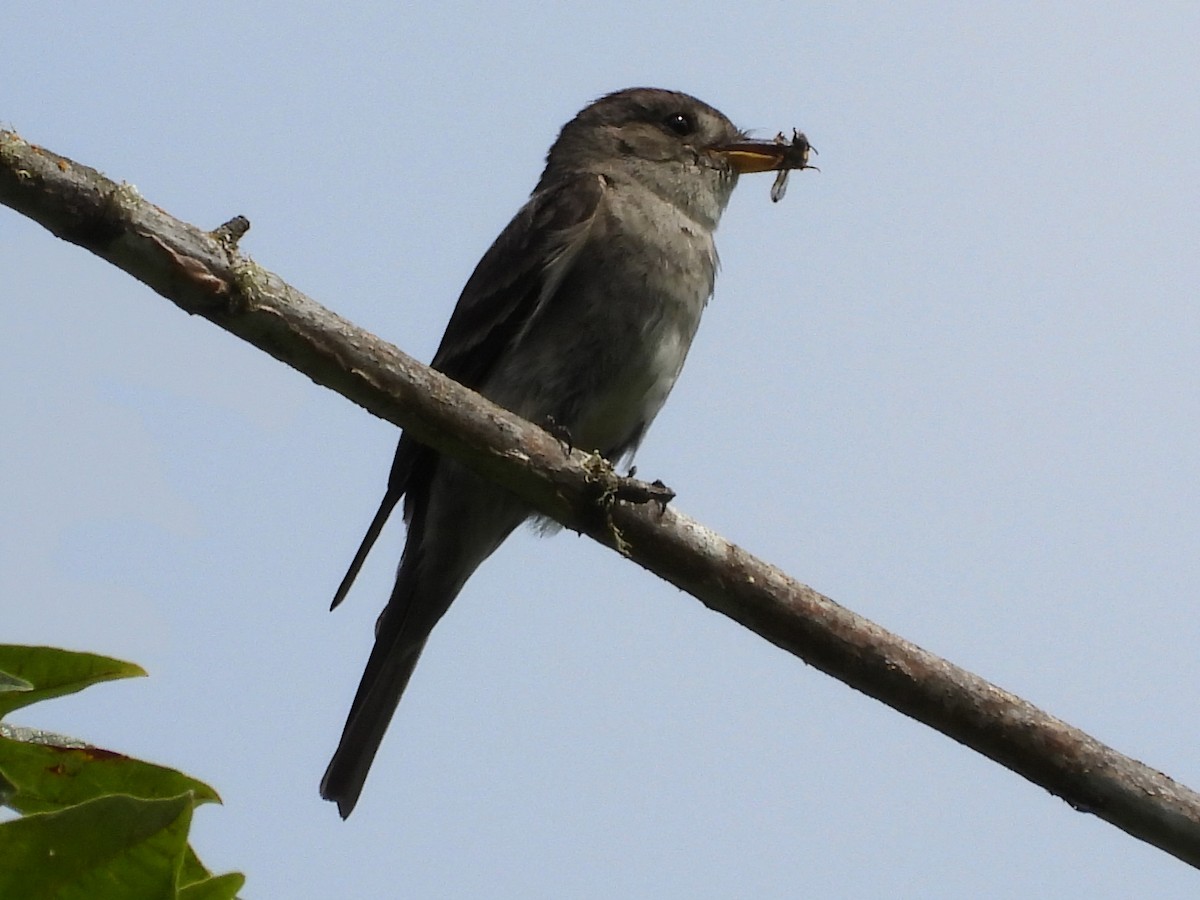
top-left (541, 416), bottom-right (574, 455)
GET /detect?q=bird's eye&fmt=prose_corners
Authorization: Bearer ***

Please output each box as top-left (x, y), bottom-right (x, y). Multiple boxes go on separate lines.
top-left (663, 111), bottom-right (695, 136)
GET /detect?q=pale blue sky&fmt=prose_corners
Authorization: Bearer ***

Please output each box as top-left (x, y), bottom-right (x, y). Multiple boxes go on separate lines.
top-left (4, 4), bottom-right (1200, 896)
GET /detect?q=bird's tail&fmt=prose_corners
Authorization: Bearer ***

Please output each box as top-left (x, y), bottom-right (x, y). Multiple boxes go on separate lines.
top-left (320, 630), bottom-right (429, 818)
top-left (322, 463), bottom-right (527, 817)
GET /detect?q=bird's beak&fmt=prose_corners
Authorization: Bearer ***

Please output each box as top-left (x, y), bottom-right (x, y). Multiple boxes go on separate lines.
top-left (714, 130), bottom-right (815, 174)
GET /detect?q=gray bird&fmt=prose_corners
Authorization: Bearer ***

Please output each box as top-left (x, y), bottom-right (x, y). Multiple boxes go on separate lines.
top-left (321, 87), bottom-right (806, 817)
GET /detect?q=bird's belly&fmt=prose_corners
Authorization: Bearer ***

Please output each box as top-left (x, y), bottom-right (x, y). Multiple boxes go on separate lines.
top-left (567, 313), bottom-right (693, 454)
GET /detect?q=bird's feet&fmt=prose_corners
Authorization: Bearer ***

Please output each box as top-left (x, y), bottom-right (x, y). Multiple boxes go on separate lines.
top-left (541, 415), bottom-right (574, 456)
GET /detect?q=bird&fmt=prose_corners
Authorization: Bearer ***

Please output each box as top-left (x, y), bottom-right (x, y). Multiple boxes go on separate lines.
top-left (321, 87), bottom-right (806, 817)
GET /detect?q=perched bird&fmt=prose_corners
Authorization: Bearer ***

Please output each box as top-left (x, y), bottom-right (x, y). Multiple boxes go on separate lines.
top-left (322, 87), bottom-right (808, 817)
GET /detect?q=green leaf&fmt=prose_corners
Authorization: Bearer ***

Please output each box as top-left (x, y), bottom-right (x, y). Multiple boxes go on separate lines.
top-left (179, 843), bottom-right (212, 886)
top-left (0, 768), bottom-right (16, 807)
top-left (0, 646), bottom-right (145, 720)
top-left (0, 735), bottom-right (220, 814)
top-left (0, 670), bottom-right (33, 693)
top-left (178, 871), bottom-right (246, 900)
top-left (0, 792), bottom-right (193, 899)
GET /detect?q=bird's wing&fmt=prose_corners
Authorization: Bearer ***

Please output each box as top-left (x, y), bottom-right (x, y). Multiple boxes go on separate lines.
top-left (428, 173), bottom-right (606, 385)
top-left (330, 174), bottom-right (607, 609)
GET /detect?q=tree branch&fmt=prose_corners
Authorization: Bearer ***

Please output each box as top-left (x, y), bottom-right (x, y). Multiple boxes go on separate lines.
top-left (4, 127), bottom-right (1199, 867)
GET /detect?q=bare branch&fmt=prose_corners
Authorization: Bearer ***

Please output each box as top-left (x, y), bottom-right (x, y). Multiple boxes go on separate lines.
top-left (4, 127), bottom-right (1200, 867)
